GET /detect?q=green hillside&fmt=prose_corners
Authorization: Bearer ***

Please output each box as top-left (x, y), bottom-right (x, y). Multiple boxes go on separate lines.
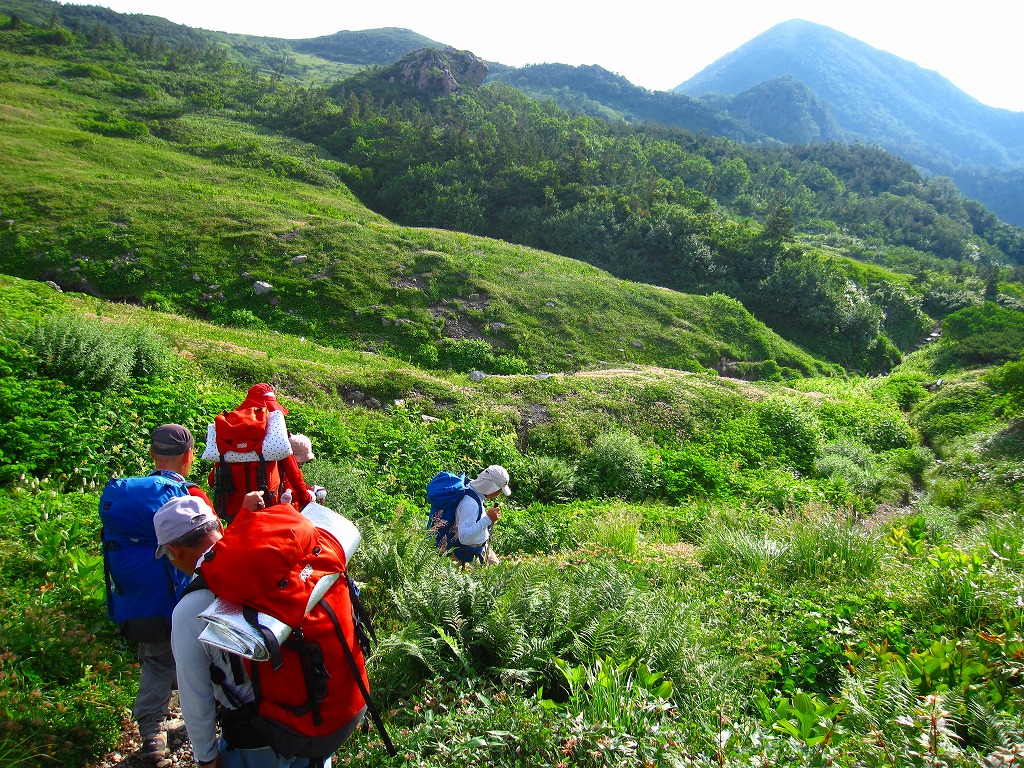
top-left (3, 269), bottom-right (1024, 767)
top-left (487, 62), bottom-right (763, 141)
top-left (0, 23), bottom-right (833, 377)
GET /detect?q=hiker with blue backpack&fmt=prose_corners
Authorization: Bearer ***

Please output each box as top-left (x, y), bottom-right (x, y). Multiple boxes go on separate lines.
top-left (427, 465), bottom-right (512, 566)
top-left (99, 424), bottom-right (214, 763)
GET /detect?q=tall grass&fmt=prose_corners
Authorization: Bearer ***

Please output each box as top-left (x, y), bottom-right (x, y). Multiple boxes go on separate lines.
top-left (590, 509), bottom-right (642, 555)
top-left (786, 520), bottom-right (883, 581)
top-left (700, 526), bottom-right (790, 573)
top-left (700, 517), bottom-right (882, 581)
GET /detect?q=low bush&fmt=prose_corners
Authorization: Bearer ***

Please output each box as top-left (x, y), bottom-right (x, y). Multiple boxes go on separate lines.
top-left (660, 445), bottom-right (731, 502)
top-left (579, 430), bottom-right (655, 500)
top-left (942, 302), bottom-right (1024, 364)
top-left (492, 501), bottom-right (584, 555)
top-left (872, 371), bottom-right (930, 411)
top-left (514, 454), bottom-right (578, 504)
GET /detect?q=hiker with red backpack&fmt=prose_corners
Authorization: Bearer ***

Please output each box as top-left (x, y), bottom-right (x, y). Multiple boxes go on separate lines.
top-left (158, 492), bottom-right (323, 768)
top-left (203, 383), bottom-right (314, 521)
top-left (98, 424), bottom-right (213, 763)
top-left (158, 490), bottom-right (394, 768)
top-left (427, 465), bottom-right (512, 566)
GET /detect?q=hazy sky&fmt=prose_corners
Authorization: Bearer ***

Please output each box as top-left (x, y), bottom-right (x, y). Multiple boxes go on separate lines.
top-left (63, 0), bottom-right (1024, 111)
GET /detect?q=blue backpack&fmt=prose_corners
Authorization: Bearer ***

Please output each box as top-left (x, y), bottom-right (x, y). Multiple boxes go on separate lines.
top-left (425, 471), bottom-right (484, 563)
top-left (99, 474), bottom-right (194, 642)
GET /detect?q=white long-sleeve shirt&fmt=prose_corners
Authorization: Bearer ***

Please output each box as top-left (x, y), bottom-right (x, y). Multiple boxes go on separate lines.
top-left (455, 493), bottom-right (492, 547)
top-left (170, 585), bottom-right (255, 764)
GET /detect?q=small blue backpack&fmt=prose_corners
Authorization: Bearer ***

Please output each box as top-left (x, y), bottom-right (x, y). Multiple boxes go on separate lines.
top-left (425, 471), bottom-right (484, 563)
top-left (99, 474), bottom-right (194, 642)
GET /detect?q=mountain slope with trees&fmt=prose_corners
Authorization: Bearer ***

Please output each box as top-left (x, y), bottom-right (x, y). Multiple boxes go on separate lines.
top-left (675, 18), bottom-right (1024, 225)
top-left (2, 11), bottom-right (1023, 375)
top-left (0, 15), bottom-right (834, 378)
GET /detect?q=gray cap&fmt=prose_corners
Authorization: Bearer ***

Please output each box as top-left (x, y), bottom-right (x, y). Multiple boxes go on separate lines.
top-left (150, 424), bottom-right (194, 456)
top-left (153, 496), bottom-right (217, 558)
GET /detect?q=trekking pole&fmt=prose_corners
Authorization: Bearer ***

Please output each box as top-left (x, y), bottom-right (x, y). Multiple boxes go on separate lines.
top-left (482, 504), bottom-right (498, 564)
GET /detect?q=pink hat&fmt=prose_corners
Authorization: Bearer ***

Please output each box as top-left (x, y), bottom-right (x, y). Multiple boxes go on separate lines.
top-left (289, 434), bottom-right (314, 463)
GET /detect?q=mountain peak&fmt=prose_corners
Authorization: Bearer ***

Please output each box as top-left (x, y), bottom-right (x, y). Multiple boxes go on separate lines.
top-left (671, 19), bottom-right (1024, 223)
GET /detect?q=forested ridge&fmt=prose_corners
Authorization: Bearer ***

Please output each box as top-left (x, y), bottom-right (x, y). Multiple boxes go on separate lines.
top-left (282, 53), bottom-right (1023, 370)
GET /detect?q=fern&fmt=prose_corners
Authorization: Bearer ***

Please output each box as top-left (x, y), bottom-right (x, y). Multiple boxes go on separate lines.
top-left (23, 314), bottom-right (172, 391)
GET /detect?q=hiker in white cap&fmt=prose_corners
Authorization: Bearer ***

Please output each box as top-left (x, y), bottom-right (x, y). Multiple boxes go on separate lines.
top-left (458, 465), bottom-right (512, 566)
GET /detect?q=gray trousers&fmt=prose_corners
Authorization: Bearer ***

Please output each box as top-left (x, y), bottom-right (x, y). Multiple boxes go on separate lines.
top-left (132, 640), bottom-right (176, 738)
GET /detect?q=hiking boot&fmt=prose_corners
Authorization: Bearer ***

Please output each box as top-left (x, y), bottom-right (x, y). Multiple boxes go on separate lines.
top-left (140, 733), bottom-right (168, 763)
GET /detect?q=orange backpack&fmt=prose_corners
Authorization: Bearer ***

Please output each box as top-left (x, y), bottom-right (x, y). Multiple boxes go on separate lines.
top-left (198, 503), bottom-right (394, 760)
top-left (203, 406), bottom-right (298, 520)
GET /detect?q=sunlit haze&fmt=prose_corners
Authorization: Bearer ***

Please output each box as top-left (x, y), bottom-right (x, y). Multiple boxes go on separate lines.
top-left (61, 0), bottom-right (1024, 112)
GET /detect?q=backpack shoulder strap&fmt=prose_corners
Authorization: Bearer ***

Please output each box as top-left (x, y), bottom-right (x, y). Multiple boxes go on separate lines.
top-left (464, 486), bottom-right (484, 521)
top-left (180, 570), bottom-right (209, 599)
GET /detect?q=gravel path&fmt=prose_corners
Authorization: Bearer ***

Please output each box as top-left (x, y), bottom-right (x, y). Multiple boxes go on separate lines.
top-left (87, 696), bottom-right (195, 768)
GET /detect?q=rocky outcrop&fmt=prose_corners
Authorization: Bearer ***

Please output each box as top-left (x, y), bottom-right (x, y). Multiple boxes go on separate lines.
top-left (387, 47), bottom-right (488, 97)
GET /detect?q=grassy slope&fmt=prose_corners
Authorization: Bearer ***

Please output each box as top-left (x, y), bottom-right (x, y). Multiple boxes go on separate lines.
top-left (2, 273), bottom-right (764, 427)
top-left (0, 47), bottom-right (834, 376)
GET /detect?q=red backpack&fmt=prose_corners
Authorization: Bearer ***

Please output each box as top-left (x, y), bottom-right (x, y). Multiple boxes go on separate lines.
top-left (203, 406), bottom-right (309, 520)
top-left (197, 503), bottom-right (394, 760)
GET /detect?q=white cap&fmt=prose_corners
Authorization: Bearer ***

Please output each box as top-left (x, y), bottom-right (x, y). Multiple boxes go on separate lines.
top-left (470, 465), bottom-right (512, 497)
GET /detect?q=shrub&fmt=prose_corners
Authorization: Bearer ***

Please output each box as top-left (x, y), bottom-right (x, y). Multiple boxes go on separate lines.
top-left (436, 338), bottom-right (494, 372)
top-left (223, 308), bottom-right (267, 330)
top-left (494, 501), bottom-right (584, 554)
top-left (515, 454), bottom-right (578, 504)
top-left (141, 291), bottom-right (176, 313)
top-left (883, 446), bottom-right (934, 483)
top-left (660, 445), bottom-right (730, 502)
top-left (413, 342), bottom-right (439, 369)
top-left (579, 430), bottom-right (655, 500)
top-left (817, 399), bottom-right (917, 451)
top-left (942, 302), bottom-right (1024, 364)
top-left (816, 439), bottom-right (885, 496)
top-left (873, 371), bottom-right (930, 411)
top-left (988, 359), bottom-right (1024, 414)
top-left (301, 460), bottom-right (373, 518)
top-left (754, 399), bottom-right (821, 473)
top-left (490, 352), bottom-right (530, 375)
top-left (912, 382), bottom-right (997, 447)
top-left (82, 114), bottom-right (150, 139)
